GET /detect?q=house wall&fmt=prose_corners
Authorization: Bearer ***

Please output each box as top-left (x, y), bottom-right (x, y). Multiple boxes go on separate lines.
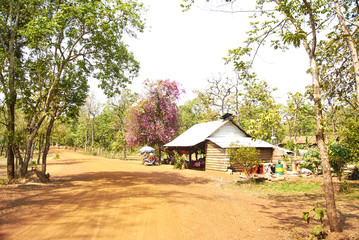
top-left (210, 122), bottom-right (247, 138)
top-left (205, 141), bottom-right (230, 171)
top-left (205, 141), bottom-right (274, 172)
top-left (258, 148), bottom-right (274, 163)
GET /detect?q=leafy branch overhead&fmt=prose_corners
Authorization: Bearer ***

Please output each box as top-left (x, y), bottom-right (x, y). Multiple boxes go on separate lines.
top-left (0, 0), bottom-right (146, 178)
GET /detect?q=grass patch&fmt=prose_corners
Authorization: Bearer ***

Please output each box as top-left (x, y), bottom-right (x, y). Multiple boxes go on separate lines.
top-left (0, 179), bottom-right (7, 185)
top-left (235, 179), bottom-right (322, 196)
top-left (28, 160), bottom-right (37, 167)
top-left (263, 180), bottom-right (322, 194)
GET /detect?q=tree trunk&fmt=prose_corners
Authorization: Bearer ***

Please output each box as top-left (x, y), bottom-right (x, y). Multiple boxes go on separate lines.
top-left (37, 135), bottom-right (44, 165)
top-left (42, 117), bottom-right (56, 174)
top-left (157, 144), bottom-right (162, 164)
top-left (293, 112), bottom-right (298, 158)
top-left (310, 56), bottom-right (340, 232)
top-left (30, 142), bottom-right (37, 164)
top-left (6, 58), bottom-right (17, 180)
top-left (19, 131), bottom-right (38, 176)
top-left (295, 0), bottom-right (341, 231)
top-left (0, 141), bottom-right (5, 157)
top-left (333, 0), bottom-right (359, 109)
top-left (123, 147), bottom-right (127, 159)
top-left (91, 120), bottom-right (94, 148)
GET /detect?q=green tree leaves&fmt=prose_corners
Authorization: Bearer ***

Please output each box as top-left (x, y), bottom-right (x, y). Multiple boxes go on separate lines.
top-left (227, 143), bottom-right (260, 180)
top-left (0, 0), bottom-right (146, 176)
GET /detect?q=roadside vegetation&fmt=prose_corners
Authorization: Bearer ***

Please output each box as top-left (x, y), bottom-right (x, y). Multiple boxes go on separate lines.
top-left (1, 0), bottom-right (358, 237)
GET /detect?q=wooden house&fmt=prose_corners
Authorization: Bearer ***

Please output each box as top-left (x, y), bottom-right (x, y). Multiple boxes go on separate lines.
top-left (280, 135), bottom-right (338, 150)
top-left (164, 117), bottom-right (279, 172)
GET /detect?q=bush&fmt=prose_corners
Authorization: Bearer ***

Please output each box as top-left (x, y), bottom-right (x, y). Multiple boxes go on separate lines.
top-left (0, 179), bottom-right (7, 185)
top-left (227, 143), bottom-right (260, 181)
top-left (301, 149), bottom-right (321, 173)
top-left (328, 144), bottom-right (351, 181)
top-left (173, 152), bottom-right (186, 169)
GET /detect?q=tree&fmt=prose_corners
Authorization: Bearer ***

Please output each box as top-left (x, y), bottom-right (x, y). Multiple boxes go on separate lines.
top-left (197, 73), bottom-right (234, 116)
top-left (182, 0), bottom-right (340, 232)
top-left (302, 149), bottom-right (322, 174)
top-left (0, 0), bottom-right (145, 177)
top-left (0, 0), bottom-right (41, 179)
top-left (331, 0), bottom-right (359, 109)
top-left (109, 89), bottom-right (138, 159)
top-left (328, 144), bottom-right (351, 181)
top-left (341, 116), bottom-right (359, 156)
top-left (125, 79), bottom-right (184, 160)
top-left (284, 92), bottom-right (306, 157)
top-left (235, 76), bottom-right (281, 142)
top-left (83, 94), bottom-right (102, 152)
top-left (227, 143), bottom-right (260, 181)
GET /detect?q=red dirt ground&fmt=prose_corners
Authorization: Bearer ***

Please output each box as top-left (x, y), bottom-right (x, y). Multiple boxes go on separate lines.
top-left (0, 149), bottom-right (358, 240)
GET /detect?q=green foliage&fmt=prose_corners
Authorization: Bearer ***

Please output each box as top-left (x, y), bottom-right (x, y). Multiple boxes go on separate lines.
top-left (28, 161), bottom-right (37, 167)
top-left (0, 0), bottom-right (146, 176)
top-left (340, 116), bottom-right (359, 161)
top-left (303, 204), bottom-right (327, 239)
top-left (61, 89), bottom-right (138, 156)
top-left (234, 179), bottom-right (322, 196)
top-left (0, 179), bottom-right (8, 185)
top-left (339, 181), bottom-right (352, 193)
top-left (328, 144), bottom-right (351, 181)
top-left (228, 143), bottom-right (260, 180)
top-left (301, 149), bottom-right (321, 173)
top-left (179, 98), bottom-right (217, 133)
top-left (173, 152), bottom-right (186, 169)
top-left (266, 180), bottom-right (321, 194)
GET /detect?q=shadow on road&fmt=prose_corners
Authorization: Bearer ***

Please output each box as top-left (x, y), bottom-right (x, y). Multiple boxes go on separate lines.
top-left (0, 169), bottom-right (212, 227)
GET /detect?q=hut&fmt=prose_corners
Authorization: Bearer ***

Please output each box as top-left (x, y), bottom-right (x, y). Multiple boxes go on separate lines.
top-left (164, 115), bottom-right (279, 172)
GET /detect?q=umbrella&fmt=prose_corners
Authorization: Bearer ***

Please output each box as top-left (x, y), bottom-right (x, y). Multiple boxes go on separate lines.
top-left (139, 146), bottom-right (155, 153)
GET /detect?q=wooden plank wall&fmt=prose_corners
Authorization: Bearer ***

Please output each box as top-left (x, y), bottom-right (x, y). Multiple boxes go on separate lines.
top-left (205, 141), bottom-right (274, 172)
top-left (272, 148), bottom-right (285, 164)
top-left (230, 148), bottom-right (273, 172)
top-left (258, 148), bottom-right (274, 163)
top-left (205, 141), bottom-right (229, 171)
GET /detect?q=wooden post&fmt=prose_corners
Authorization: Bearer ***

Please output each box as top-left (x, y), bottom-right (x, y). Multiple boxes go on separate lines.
top-left (189, 150), bottom-right (192, 169)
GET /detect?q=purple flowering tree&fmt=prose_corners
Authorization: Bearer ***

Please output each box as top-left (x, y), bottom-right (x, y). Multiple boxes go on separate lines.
top-left (125, 79), bottom-right (184, 160)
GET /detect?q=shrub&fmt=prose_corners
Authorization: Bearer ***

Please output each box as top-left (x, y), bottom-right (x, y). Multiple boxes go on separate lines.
top-left (303, 203), bottom-right (327, 239)
top-left (328, 144), bottom-right (351, 181)
top-left (227, 143), bottom-right (260, 181)
top-left (301, 149), bottom-right (321, 173)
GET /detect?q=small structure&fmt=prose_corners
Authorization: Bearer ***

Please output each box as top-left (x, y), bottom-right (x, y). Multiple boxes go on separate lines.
top-left (164, 115), bottom-right (281, 172)
top-left (280, 136), bottom-right (317, 149)
top-left (280, 135), bottom-right (338, 149)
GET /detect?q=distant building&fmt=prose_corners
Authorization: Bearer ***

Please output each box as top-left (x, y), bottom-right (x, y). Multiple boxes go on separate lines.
top-left (280, 135), bottom-right (338, 149)
top-left (164, 116), bottom-right (286, 172)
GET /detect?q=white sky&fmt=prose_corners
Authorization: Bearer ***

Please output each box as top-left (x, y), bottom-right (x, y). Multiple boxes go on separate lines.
top-left (91, 0), bottom-right (313, 105)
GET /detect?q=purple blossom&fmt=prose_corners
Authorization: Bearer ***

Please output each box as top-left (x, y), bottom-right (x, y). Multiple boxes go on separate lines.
top-left (124, 79), bottom-right (184, 147)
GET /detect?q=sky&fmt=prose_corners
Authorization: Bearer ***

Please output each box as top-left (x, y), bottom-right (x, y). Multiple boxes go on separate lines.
top-left (90, 0), bottom-right (313, 105)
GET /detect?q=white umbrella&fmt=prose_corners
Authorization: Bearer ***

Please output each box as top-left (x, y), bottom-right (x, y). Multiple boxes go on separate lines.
top-left (139, 146), bottom-right (155, 153)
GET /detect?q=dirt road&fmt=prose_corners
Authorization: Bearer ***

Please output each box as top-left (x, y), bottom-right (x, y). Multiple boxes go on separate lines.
top-left (0, 149), bottom-right (356, 239)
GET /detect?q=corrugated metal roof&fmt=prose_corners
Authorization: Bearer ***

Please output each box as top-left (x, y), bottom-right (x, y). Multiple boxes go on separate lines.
top-left (164, 120), bottom-right (227, 147)
top-left (164, 119), bottom-right (274, 149)
top-left (207, 137), bottom-right (275, 149)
